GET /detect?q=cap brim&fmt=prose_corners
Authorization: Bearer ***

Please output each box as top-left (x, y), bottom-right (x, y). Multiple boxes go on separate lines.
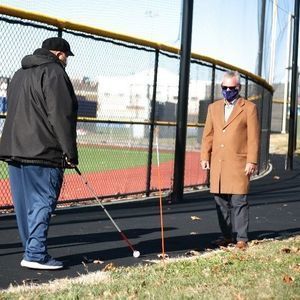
top-left (67, 50), bottom-right (74, 56)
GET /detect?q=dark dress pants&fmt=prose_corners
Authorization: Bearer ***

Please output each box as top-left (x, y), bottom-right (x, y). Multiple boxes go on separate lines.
top-left (214, 194), bottom-right (249, 242)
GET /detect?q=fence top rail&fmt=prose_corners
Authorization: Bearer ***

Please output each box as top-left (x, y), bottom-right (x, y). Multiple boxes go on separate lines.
top-left (0, 4), bottom-right (273, 93)
top-left (77, 117), bottom-right (205, 127)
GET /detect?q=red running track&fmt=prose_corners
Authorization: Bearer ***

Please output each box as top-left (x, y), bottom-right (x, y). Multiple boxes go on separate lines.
top-left (0, 152), bottom-right (208, 207)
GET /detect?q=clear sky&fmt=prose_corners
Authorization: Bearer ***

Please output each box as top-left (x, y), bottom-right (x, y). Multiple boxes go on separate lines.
top-left (0, 0), bottom-right (296, 82)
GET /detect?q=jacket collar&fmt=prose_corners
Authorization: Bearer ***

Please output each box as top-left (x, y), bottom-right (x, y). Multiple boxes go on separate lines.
top-left (224, 97), bottom-right (245, 128)
top-left (216, 98), bottom-right (245, 129)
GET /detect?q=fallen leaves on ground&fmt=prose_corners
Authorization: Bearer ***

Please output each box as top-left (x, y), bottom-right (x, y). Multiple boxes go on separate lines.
top-left (282, 248), bottom-right (292, 253)
top-left (281, 247), bottom-right (300, 254)
top-left (93, 260), bottom-right (104, 264)
top-left (234, 293), bottom-right (245, 300)
top-left (248, 239), bottom-right (267, 246)
top-left (190, 216), bottom-right (201, 221)
top-left (283, 275), bottom-right (294, 284)
top-left (103, 263), bottom-right (116, 272)
top-left (185, 250), bottom-right (200, 257)
top-left (157, 253), bottom-right (169, 259)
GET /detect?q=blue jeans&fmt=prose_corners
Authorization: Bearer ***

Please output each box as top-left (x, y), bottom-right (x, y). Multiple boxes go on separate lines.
top-left (8, 162), bottom-right (63, 262)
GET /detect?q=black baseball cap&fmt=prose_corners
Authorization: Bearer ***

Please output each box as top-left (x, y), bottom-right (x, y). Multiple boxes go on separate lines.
top-left (42, 37), bottom-right (74, 56)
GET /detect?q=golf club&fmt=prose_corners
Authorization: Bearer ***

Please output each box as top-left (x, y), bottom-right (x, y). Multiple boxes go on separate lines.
top-left (74, 166), bottom-right (140, 258)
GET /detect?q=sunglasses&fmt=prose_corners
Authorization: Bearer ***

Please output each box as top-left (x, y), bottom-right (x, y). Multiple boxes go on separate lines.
top-left (221, 85), bottom-right (237, 90)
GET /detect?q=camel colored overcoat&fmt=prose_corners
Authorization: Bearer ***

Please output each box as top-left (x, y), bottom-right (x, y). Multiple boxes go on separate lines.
top-left (201, 98), bottom-right (260, 194)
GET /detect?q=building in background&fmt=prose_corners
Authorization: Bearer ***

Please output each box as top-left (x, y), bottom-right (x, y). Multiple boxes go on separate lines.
top-left (97, 67), bottom-right (210, 138)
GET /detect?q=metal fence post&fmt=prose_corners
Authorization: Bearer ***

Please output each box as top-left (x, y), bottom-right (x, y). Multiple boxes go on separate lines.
top-left (58, 28), bottom-right (62, 38)
top-left (245, 76), bottom-right (248, 99)
top-left (171, 0), bottom-right (194, 202)
top-left (210, 64), bottom-right (215, 103)
top-left (287, 0), bottom-right (300, 170)
top-left (146, 49), bottom-right (159, 196)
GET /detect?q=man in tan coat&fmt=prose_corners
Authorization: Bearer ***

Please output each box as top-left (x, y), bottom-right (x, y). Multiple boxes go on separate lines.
top-left (201, 71), bottom-right (260, 249)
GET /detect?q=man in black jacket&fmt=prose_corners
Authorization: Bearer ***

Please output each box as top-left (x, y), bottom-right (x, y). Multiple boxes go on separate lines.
top-left (0, 37), bottom-right (78, 270)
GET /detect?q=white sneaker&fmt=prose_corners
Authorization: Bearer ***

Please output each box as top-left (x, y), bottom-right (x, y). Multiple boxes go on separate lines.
top-left (21, 257), bottom-right (64, 270)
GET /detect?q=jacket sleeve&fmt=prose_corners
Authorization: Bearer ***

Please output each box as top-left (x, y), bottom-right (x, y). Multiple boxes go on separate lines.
top-left (201, 104), bottom-right (214, 161)
top-left (247, 104), bottom-right (260, 164)
top-left (43, 66), bottom-right (78, 164)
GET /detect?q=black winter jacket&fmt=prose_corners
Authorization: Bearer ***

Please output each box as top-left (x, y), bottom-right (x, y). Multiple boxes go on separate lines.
top-left (0, 48), bottom-right (78, 167)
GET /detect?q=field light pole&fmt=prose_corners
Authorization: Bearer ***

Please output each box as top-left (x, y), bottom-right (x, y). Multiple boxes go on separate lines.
top-left (171, 0), bottom-right (194, 202)
top-left (257, 0), bottom-right (266, 77)
top-left (268, 0), bottom-right (277, 85)
top-left (286, 0), bottom-right (300, 170)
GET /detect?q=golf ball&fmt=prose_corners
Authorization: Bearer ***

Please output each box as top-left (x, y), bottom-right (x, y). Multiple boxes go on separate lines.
top-left (133, 250), bottom-right (140, 258)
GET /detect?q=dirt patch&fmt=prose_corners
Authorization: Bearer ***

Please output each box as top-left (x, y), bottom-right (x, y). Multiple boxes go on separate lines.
top-left (269, 133), bottom-right (288, 154)
top-left (270, 133), bottom-right (300, 155)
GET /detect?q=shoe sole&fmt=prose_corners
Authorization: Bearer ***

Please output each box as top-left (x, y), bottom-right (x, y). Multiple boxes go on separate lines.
top-left (20, 259), bottom-right (63, 270)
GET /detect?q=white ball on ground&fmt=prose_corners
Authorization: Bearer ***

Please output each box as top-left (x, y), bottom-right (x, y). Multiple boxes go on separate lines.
top-left (133, 250), bottom-right (140, 258)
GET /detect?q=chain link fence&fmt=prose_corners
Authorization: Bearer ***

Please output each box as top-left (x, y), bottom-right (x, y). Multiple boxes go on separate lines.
top-left (0, 7), bottom-right (273, 209)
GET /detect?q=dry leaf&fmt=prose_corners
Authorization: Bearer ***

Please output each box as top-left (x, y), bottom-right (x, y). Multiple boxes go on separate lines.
top-left (157, 253), bottom-right (169, 259)
top-left (191, 215), bottom-right (201, 220)
top-left (283, 275), bottom-right (294, 283)
top-left (205, 248), bottom-right (213, 252)
top-left (185, 250), bottom-right (200, 256)
top-left (248, 240), bottom-right (265, 246)
top-left (221, 258), bottom-right (232, 266)
top-left (220, 246), bottom-right (232, 251)
top-left (234, 293), bottom-right (245, 300)
top-left (93, 259), bottom-right (104, 264)
top-left (22, 278), bottom-right (39, 284)
top-left (103, 263), bottom-right (115, 271)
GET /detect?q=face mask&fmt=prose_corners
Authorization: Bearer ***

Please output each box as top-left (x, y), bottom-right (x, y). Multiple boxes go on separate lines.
top-left (222, 89), bottom-right (239, 102)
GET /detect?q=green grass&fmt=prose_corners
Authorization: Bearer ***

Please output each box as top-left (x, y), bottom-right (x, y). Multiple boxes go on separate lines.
top-left (1, 236), bottom-right (299, 299)
top-left (75, 145), bottom-right (173, 173)
top-left (0, 146), bottom-right (174, 179)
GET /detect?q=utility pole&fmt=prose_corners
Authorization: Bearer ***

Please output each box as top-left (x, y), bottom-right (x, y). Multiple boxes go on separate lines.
top-left (286, 0), bottom-right (300, 170)
top-left (171, 0), bottom-right (194, 202)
